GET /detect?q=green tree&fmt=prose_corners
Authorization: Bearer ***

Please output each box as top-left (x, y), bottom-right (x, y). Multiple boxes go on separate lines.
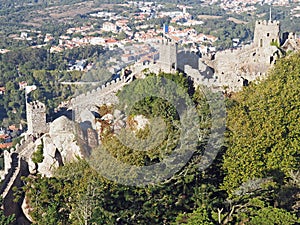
top-left (32, 142), bottom-right (44, 164)
top-left (175, 206), bottom-right (214, 225)
top-left (222, 52), bottom-right (300, 194)
top-left (20, 72), bottom-right (215, 225)
top-left (248, 207), bottom-right (299, 225)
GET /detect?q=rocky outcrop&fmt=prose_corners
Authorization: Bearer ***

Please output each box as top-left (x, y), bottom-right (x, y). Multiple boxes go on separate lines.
top-left (28, 116), bottom-right (85, 177)
top-left (21, 195), bottom-right (33, 223)
top-left (49, 116), bottom-right (83, 163)
top-left (19, 116), bottom-right (99, 222)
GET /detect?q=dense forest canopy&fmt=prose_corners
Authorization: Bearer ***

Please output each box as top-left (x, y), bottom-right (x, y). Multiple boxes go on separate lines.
top-left (20, 72), bottom-right (215, 224)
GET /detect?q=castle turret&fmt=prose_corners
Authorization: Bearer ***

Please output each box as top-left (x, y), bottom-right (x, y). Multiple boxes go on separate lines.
top-left (26, 100), bottom-right (48, 135)
top-left (253, 20), bottom-right (280, 49)
top-left (158, 38), bottom-right (178, 72)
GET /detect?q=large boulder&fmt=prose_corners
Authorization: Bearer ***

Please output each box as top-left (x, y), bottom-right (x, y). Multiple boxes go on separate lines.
top-left (36, 135), bottom-right (59, 177)
top-left (49, 116), bottom-right (83, 163)
top-left (29, 116), bottom-right (84, 177)
top-left (80, 109), bottom-right (96, 129)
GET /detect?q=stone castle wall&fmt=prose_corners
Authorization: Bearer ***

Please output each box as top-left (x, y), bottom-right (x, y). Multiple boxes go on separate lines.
top-left (70, 76), bottom-right (126, 123)
top-left (155, 36), bottom-right (266, 91)
top-left (213, 46), bottom-right (257, 74)
top-left (0, 152), bottom-right (30, 224)
top-left (177, 51), bottom-right (199, 71)
top-left (185, 64), bottom-right (267, 92)
top-left (213, 20), bottom-right (280, 75)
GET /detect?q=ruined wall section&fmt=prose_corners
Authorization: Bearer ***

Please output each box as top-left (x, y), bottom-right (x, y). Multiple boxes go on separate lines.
top-left (212, 20), bottom-right (280, 76)
top-left (213, 44), bottom-right (278, 75)
top-left (213, 44), bottom-right (264, 74)
top-left (213, 48), bottom-right (246, 75)
top-left (177, 51), bottom-right (199, 71)
top-left (0, 152), bottom-right (20, 198)
top-left (0, 152), bottom-right (30, 223)
top-left (2, 157), bottom-right (27, 220)
top-left (185, 64), bottom-right (266, 92)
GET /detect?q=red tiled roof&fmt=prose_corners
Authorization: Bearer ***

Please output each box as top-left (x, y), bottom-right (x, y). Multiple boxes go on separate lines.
top-left (8, 125), bottom-right (18, 131)
top-left (0, 134), bottom-right (8, 139)
top-left (169, 36), bottom-right (180, 42)
top-left (0, 143), bottom-right (12, 149)
top-left (105, 38), bottom-right (118, 43)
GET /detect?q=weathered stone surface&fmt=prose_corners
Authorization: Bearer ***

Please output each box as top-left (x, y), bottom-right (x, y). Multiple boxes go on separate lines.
top-left (49, 116), bottom-right (75, 137)
top-left (114, 119), bottom-right (126, 133)
top-left (80, 109), bottom-right (96, 129)
top-left (26, 116), bottom-right (84, 177)
top-left (21, 194), bottom-right (33, 223)
top-left (87, 128), bottom-right (98, 148)
top-left (37, 155), bottom-right (58, 177)
top-left (49, 116), bottom-right (83, 163)
top-left (133, 115), bottom-right (149, 131)
top-left (36, 136), bottom-right (58, 177)
top-left (42, 136), bottom-right (56, 158)
top-left (28, 158), bottom-right (36, 175)
top-left (113, 109), bottom-right (122, 119)
top-left (101, 113), bottom-right (114, 123)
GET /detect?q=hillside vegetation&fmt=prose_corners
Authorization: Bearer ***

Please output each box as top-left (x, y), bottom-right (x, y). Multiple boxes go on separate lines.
top-left (175, 52), bottom-right (300, 224)
top-left (223, 51), bottom-right (300, 193)
top-left (18, 53), bottom-right (300, 224)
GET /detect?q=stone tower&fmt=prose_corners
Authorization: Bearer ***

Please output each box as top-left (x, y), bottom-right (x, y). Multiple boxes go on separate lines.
top-left (253, 20), bottom-right (280, 49)
top-left (158, 38), bottom-right (178, 72)
top-left (26, 100), bottom-right (48, 135)
top-left (252, 19), bottom-right (280, 66)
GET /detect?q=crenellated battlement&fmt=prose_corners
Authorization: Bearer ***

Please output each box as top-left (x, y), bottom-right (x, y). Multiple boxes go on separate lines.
top-left (70, 76), bottom-right (124, 105)
top-left (28, 100), bottom-right (46, 110)
top-left (215, 47), bottom-right (241, 57)
top-left (157, 38), bottom-right (178, 71)
top-left (253, 19), bottom-right (280, 50)
top-left (0, 152), bottom-right (21, 199)
top-left (157, 38), bottom-right (178, 47)
top-left (154, 19), bottom-right (280, 91)
top-left (70, 76), bottom-right (131, 122)
top-left (256, 20), bottom-right (280, 26)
